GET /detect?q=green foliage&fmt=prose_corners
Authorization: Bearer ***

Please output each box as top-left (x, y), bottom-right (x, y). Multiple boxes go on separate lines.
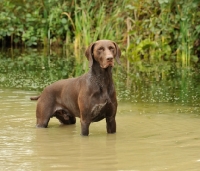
top-left (1, 0), bottom-right (200, 65)
top-left (125, 0), bottom-right (200, 66)
top-left (0, 49), bottom-right (77, 90)
top-left (115, 58), bottom-right (200, 104)
top-left (0, 0), bottom-right (72, 46)
top-left (1, 49), bottom-right (200, 105)
top-left (1, 0), bottom-right (200, 109)
top-left (69, 0), bottom-right (126, 60)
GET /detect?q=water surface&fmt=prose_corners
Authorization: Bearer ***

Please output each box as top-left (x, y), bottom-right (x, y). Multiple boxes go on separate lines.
top-left (0, 88), bottom-right (200, 171)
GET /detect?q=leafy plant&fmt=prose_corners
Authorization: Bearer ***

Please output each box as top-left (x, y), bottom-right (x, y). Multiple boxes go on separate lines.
top-left (1, 0), bottom-right (200, 65)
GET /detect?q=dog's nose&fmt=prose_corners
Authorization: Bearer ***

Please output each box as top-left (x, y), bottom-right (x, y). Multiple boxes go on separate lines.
top-left (106, 56), bottom-right (113, 61)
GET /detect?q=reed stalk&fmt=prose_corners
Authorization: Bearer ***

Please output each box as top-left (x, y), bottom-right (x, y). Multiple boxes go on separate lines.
top-left (176, 0), bottom-right (198, 67)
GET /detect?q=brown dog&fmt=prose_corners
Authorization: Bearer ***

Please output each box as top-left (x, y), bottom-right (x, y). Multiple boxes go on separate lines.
top-left (30, 40), bottom-right (121, 136)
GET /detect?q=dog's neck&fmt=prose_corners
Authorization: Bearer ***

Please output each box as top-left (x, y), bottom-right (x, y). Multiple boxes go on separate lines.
top-left (89, 62), bottom-right (113, 90)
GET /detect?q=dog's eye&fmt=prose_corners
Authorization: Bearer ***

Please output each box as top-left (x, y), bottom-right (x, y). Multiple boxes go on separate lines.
top-left (98, 47), bottom-right (104, 51)
top-left (109, 46), bottom-right (114, 51)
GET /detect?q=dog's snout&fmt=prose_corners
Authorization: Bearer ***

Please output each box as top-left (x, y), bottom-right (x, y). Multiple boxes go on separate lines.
top-left (106, 56), bottom-right (113, 61)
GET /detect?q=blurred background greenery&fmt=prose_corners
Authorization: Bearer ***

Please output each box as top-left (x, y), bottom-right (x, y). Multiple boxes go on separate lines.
top-left (1, 0), bottom-right (200, 104)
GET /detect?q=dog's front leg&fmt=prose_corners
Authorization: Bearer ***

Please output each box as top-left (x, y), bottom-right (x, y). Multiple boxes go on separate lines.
top-left (106, 117), bottom-right (116, 134)
top-left (80, 119), bottom-right (91, 136)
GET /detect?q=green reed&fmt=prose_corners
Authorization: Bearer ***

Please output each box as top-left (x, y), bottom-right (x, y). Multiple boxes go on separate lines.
top-left (1, 0), bottom-right (200, 67)
top-left (175, 0), bottom-right (199, 67)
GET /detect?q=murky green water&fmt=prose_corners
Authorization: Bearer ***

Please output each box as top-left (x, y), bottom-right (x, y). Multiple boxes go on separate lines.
top-left (1, 48), bottom-right (200, 170)
top-left (1, 88), bottom-right (200, 171)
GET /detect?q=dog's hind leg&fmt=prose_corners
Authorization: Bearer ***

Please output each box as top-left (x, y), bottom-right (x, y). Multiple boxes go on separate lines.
top-left (35, 101), bottom-right (54, 128)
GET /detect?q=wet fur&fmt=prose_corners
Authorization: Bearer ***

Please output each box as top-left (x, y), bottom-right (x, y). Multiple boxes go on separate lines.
top-left (30, 40), bottom-right (121, 136)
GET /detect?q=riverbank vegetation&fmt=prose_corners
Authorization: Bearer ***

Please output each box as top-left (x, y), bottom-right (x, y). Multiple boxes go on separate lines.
top-left (1, 0), bottom-right (200, 103)
top-left (1, 0), bottom-right (200, 64)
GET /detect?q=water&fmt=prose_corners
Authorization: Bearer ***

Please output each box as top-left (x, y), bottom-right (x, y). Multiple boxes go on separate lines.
top-left (1, 88), bottom-right (200, 171)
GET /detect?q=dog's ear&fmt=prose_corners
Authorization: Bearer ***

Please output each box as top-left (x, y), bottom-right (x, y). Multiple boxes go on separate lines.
top-left (85, 42), bottom-right (95, 68)
top-left (112, 41), bottom-right (121, 65)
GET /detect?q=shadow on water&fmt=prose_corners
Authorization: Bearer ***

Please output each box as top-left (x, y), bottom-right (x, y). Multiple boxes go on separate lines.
top-left (1, 48), bottom-right (200, 170)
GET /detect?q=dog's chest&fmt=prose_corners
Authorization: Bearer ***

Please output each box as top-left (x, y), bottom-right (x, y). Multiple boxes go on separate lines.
top-left (87, 79), bottom-right (116, 122)
top-left (90, 98), bottom-right (111, 122)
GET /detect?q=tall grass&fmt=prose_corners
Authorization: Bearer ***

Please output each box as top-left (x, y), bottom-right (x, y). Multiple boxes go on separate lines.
top-left (175, 0), bottom-right (198, 66)
top-left (125, 0), bottom-right (200, 68)
top-left (63, 0), bottom-right (127, 71)
top-left (0, 0), bottom-right (200, 66)
top-left (72, 0), bottom-right (125, 60)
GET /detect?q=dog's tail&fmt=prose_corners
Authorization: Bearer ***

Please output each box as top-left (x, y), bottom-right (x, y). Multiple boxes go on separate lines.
top-left (30, 95), bottom-right (40, 100)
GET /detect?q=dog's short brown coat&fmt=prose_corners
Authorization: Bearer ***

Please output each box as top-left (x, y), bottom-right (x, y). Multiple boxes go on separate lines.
top-left (31, 40), bottom-right (121, 136)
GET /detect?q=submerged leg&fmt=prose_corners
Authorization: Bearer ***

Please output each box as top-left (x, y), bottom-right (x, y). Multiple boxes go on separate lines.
top-left (36, 118), bottom-right (50, 128)
top-left (106, 117), bottom-right (116, 134)
top-left (80, 120), bottom-right (91, 136)
top-left (36, 101), bottom-right (53, 128)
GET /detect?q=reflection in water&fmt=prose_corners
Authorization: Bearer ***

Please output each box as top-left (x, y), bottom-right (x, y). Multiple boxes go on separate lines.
top-left (0, 88), bottom-right (200, 171)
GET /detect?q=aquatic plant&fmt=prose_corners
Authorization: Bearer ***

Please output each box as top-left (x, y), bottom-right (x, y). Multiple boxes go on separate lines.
top-left (0, 49), bottom-right (76, 90)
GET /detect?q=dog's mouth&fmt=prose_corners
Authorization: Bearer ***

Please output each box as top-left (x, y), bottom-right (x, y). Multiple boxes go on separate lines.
top-left (101, 61), bottom-right (114, 68)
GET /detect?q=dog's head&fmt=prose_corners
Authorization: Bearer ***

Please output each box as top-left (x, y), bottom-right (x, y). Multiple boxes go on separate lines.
top-left (85, 40), bottom-right (121, 68)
